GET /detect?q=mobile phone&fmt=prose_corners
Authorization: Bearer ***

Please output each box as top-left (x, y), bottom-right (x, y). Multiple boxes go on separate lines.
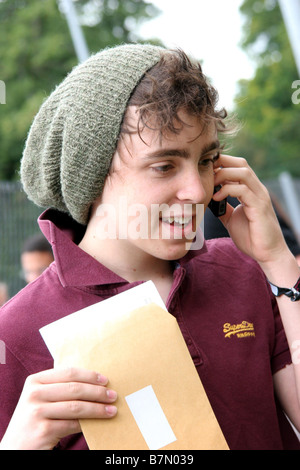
top-left (208, 185), bottom-right (227, 217)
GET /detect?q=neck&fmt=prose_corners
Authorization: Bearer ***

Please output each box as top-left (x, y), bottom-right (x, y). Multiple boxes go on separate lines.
top-left (78, 228), bottom-right (175, 303)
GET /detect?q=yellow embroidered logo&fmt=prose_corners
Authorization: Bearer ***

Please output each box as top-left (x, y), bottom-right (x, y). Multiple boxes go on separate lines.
top-left (223, 321), bottom-right (255, 339)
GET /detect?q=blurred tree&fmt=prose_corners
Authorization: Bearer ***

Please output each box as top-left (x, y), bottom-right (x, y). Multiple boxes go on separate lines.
top-left (231, 0), bottom-right (300, 178)
top-left (0, 0), bottom-right (161, 180)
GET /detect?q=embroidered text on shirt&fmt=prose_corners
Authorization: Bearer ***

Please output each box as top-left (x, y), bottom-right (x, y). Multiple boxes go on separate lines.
top-left (223, 321), bottom-right (255, 339)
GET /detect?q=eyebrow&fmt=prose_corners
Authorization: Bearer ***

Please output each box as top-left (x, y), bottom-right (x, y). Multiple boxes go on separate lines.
top-left (145, 140), bottom-right (221, 161)
top-left (201, 140), bottom-right (221, 156)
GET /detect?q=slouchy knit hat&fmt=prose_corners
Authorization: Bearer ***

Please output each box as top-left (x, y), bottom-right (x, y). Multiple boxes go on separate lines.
top-left (20, 43), bottom-right (163, 225)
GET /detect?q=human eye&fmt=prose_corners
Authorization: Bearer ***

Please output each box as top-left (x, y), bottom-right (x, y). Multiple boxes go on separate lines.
top-left (199, 151), bottom-right (220, 168)
top-left (151, 163), bottom-right (175, 175)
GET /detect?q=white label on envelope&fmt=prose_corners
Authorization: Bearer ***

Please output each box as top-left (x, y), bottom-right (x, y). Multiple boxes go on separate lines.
top-left (125, 385), bottom-right (177, 450)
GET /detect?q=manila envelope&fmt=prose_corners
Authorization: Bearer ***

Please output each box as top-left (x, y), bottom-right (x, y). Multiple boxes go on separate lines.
top-left (40, 282), bottom-right (228, 450)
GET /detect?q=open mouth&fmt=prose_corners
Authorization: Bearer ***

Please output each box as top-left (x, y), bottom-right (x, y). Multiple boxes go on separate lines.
top-left (161, 215), bottom-right (193, 228)
top-left (159, 214), bottom-right (197, 241)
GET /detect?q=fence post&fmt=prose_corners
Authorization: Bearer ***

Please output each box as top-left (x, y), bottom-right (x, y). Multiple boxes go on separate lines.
top-left (0, 340), bottom-right (5, 365)
top-left (279, 171), bottom-right (300, 243)
top-left (59, 0), bottom-right (90, 63)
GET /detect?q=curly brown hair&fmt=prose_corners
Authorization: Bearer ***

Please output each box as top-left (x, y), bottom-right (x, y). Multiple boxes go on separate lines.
top-left (121, 48), bottom-right (234, 140)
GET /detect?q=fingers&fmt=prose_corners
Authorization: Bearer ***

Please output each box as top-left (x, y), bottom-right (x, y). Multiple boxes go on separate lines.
top-left (214, 155), bottom-right (257, 188)
top-left (42, 398), bottom-right (117, 420)
top-left (24, 367), bottom-right (118, 420)
top-left (33, 366), bottom-right (108, 387)
top-left (213, 182), bottom-right (259, 207)
top-left (1, 367), bottom-right (118, 450)
top-left (212, 154), bottom-right (270, 206)
top-left (214, 154), bottom-right (248, 169)
top-left (32, 380), bottom-right (117, 406)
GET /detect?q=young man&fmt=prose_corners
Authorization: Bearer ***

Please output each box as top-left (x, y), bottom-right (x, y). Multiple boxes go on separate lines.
top-left (0, 44), bottom-right (300, 450)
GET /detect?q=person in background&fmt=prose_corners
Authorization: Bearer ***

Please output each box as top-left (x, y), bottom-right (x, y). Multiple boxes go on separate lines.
top-left (21, 234), bottom-right (54, 284)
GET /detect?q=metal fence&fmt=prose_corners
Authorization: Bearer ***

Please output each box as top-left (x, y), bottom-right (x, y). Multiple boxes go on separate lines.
top-left (0, 182), bottom-right (41, 298)
top-left (266, 174), bottom-right (300, 243)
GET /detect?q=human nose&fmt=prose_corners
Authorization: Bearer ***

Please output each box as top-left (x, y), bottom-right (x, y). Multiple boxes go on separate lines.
top-left (175, 169), bottom-right (207, 203)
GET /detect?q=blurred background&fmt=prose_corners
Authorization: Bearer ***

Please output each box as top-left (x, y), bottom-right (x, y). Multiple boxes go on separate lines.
top-left (0, 0), bottom-right (299, 299)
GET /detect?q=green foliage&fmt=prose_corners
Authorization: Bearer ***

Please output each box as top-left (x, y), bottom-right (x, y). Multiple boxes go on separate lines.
top-left (0, 0), bottom-right (161, 180)
top-left (231, 0), bottom-right (300, 178)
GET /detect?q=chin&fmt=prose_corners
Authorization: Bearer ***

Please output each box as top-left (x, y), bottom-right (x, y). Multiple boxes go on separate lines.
top-left (155, 242), bottom-right (191, 261)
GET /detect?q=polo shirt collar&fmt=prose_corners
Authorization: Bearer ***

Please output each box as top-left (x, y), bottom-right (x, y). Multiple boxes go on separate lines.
top-left (38, 209), bottom-right (207, 288)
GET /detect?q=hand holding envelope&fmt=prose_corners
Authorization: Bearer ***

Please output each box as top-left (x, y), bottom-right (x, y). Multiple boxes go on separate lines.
top-left (40, 282), bottom-right (228, 450)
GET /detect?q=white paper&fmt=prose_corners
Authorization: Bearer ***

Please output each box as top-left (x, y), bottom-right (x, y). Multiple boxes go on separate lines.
top-left (125, 385), bottom-right (177, 450)
top-left (40, 281), bottom-right (166, 359)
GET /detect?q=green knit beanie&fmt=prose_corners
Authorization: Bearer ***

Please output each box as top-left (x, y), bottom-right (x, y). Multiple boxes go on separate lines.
top-left (20, 43), bottom-right (164, 225)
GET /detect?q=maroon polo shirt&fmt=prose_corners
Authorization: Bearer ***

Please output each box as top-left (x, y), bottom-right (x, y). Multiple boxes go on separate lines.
top-left (0, 209), bottom-right (299, 450)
